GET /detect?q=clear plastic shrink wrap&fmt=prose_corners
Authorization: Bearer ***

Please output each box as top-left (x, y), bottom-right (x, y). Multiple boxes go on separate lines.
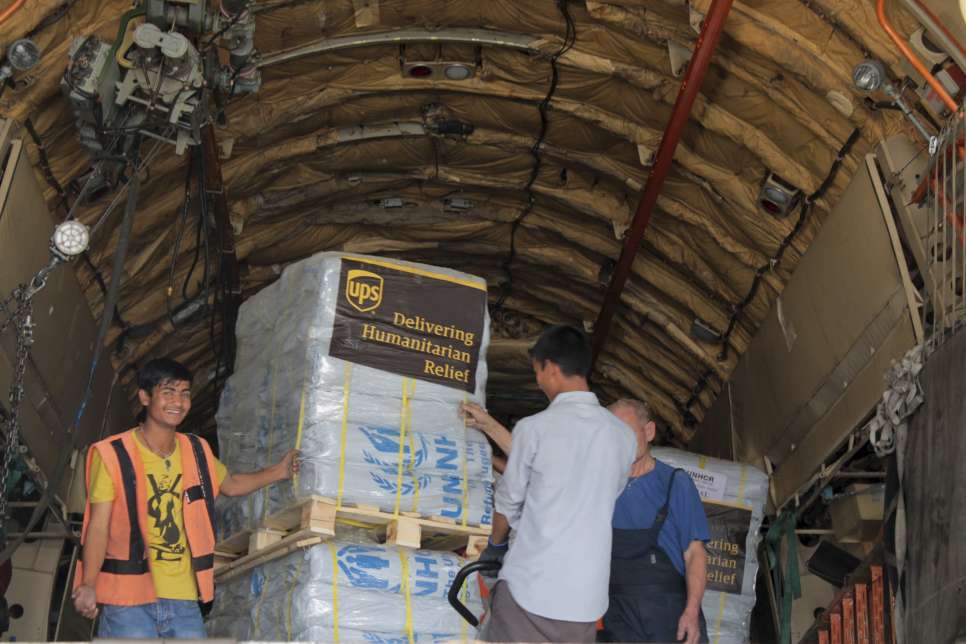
top-left (215, 252), bottom-right (495, 537)
top-left (207, 539), bottom-right (482, 642)
top-left (652, 447), bottom-right (769, 644)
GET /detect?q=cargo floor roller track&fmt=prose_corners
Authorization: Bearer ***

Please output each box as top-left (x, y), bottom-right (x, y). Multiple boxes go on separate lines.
top-left (214, 495), bottom-right (491, 582)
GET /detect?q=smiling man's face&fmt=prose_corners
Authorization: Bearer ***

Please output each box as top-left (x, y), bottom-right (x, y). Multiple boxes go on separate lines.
top-left (138, 379), bottom-right (191, 429)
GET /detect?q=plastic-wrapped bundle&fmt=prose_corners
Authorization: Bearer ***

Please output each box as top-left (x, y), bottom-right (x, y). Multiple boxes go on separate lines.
top-left (652, 447), bottom-right (769, 644)
top-left (216, 253), bottom-right (494, 536)
top-left (207, 540), bottom-right (482, 642)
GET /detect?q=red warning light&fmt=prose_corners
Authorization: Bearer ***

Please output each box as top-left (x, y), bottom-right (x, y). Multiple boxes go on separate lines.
top-left (409, 65), bottom-right (433, 78)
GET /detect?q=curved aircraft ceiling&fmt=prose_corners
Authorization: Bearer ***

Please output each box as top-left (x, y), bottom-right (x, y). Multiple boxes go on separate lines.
top-left (0, 0), bottom-right (919, 443)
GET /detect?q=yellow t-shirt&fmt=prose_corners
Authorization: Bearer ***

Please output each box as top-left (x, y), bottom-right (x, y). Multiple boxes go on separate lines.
top-left (88, 433), bottom-right (228, 600)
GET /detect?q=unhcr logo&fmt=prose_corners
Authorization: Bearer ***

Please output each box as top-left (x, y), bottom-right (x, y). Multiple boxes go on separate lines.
top-left (345, 269), bottom-right (383, 312)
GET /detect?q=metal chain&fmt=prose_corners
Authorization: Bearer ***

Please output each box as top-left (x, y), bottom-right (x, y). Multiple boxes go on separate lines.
top-left (0, 290), bottom-right (18, 336)
top-left (0, 286), bottom-right (35, 535)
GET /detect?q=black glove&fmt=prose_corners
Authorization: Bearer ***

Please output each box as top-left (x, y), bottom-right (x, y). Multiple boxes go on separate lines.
top-left (479, 538), bottom-right (508, 578)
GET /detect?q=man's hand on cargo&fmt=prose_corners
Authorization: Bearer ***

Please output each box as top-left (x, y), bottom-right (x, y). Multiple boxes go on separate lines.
top-left (459, 402), bottom-right (512, 454)
top-left (274, 449), bottom-right (300, 481)
top-left (72, 584), bottom-right (98, 620)
top-left (221, 449), bottom-right (301, 496)
top-left (677, 606), bottom-right (701, 644)
top-left (479, 537), bottom-right (508, 579)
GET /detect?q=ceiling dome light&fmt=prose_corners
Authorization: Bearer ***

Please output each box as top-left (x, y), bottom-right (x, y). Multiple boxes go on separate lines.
top-left (759, 199), bottom-right (783, 216)
top-left (52, 220), bottom-right (90, 257)
top-left (409, 65), bottom-right (433, 78)
top-left (444, 64), bottom-right (473, 81)
top-left (852, 60), bottom-right (887, 92)
top-left (762, 186), bottom-right (790, 205)
top-left (758, 172), bottom-right (801, 218)
top-left (8, 39), bottom-right (40, 72)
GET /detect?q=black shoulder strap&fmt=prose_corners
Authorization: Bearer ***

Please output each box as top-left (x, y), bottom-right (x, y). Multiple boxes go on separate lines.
top-left (102, 439), bottom-right (149, 574)
top-left (653, 467), bottom-right (686, 527)
top-left (186, 434), bottom-right (216, 531)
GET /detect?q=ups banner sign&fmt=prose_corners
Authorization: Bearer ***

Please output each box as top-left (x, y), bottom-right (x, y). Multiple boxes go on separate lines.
top-left (330, 257), bottom-right (487, 392)
top-left (703, 502), bottom-right (751, 594)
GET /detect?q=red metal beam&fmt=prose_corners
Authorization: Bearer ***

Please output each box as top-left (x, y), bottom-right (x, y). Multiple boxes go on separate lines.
top-left (871, 566), bottom-right (886, 644)
top-left (590, 0), bottom-right (734, 364)
top-left (856, 583), bottom-right (870, 644)
top-left (831, 611), bottom-right (843, 644)
top-left (876, 0), bottom-right (957, 113)
top-left (843, 592), bottom-right (856, 644)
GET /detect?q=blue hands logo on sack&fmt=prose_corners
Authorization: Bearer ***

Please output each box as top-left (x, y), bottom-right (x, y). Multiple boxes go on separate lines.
top-left (369, 472), bottom-right (432, 496)
top-left (359, 426), bottom-right (429, 469)
top-left (336, 545), bottom-right (463, 599)
top-left (338, 545), bottom-right (392, 590)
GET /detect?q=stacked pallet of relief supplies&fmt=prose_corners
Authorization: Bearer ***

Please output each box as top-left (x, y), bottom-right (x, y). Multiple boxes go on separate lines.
top-left (207, 535), bottom-right (483, 642)
top-left (652, 447), bottom-right (769, 644)
top-left (208, 252), bottom-right (493, 641)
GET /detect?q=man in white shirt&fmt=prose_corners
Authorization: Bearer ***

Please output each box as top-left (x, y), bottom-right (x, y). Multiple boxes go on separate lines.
top-left (474, 325), bottom-right (636, 642)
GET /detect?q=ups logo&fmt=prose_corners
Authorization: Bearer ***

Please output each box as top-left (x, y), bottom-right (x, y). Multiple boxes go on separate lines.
top-left (345, 269), bottom-right (384, 313)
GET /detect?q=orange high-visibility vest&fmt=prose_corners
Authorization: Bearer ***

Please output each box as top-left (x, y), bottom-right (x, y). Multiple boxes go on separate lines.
top-left (74, 429), bottom-right (221, 605)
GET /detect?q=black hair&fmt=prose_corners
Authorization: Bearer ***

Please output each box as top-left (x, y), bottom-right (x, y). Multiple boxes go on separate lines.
top-left (528, 325), bottom-right (592, 378)
top-left (137, 358), bottom-right (193, 393)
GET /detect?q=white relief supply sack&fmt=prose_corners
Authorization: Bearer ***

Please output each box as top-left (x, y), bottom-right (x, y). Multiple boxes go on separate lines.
top-left (215, 253), bottom-right (494, 537)
top-left (206, 540), bottom-right (483, 642)
top-left (652, 447), bottom-right (769, 644)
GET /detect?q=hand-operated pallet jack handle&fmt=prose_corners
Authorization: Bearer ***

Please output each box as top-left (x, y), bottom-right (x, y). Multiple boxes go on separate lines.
top-left (448, 560), bottom-right (502, 628)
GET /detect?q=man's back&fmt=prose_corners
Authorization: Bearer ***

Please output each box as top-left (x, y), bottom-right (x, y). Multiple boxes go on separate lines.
top-left (494, 391), bottom-right (636, 622)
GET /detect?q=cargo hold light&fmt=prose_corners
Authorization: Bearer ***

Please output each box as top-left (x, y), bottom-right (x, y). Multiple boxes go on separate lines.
top-left (443, 63), bottom-right (473, 80)
top-left (52, 220), bottom-right (90, 257)
top-left (758, 172), bottom-right (801, 218)
top-left (402, 61), bottom-right (477, 81)
top-left (852, 59), bottom-right (887, 92)
top-left (408, 64), bottom-right (433, 78)
top-left (852, 58), bottom-right (939, 152)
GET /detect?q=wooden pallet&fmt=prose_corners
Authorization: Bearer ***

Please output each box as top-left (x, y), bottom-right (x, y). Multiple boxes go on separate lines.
top-left (214, 495), bottom-right (490, 582)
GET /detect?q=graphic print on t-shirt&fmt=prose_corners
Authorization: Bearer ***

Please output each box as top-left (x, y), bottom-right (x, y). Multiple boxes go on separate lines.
top-left (146, 473), bottom-right (186, 562)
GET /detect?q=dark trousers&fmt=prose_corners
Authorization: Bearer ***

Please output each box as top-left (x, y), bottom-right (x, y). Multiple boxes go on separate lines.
top-left (599, 592), bottom-right (708, 643)
top-left (480, 581), bottom-right (598, 643)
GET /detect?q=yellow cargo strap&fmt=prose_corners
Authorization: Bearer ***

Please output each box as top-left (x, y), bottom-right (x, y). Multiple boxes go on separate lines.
top-left (398, 549), bottom-right (415, 644)
top-left (460, 393), bottom-right (470, 527)
top-left (713, 592), bottom-right (727, 644)
top-left (336, 362), bottom-right (353, 508)
top-left (393, 378), bottom-right (412, 517)
top-left (292, 382), bottom-right (307, 494)
top-left (329, 541), bottom-right (340, 643)
top-left (405, 379), bottom-right (420, 513)
top-left (262, 359), bottom-right (279, 522)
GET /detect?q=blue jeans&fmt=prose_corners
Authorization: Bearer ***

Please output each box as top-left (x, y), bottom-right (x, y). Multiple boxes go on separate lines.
top-left (98, 599), bottom-right (206, 639)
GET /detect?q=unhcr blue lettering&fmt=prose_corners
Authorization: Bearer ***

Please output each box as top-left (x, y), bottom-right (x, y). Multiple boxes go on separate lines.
top-left (439, 475), bottom-right (463, 519)
top-left (414, 579), bottom-right (438, 596)
top-left (413, 555), bottom-right (439, 595)
top-left (433, 435), bottom-right (459, 471)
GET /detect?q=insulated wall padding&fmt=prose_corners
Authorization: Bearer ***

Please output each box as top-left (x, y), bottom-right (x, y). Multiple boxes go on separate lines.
top-left (216, 252), bottom-right (494, 537)
top-left (652, 447), bottom-right (769, 644)
top-left (207, 541), bottom-right (482, 642)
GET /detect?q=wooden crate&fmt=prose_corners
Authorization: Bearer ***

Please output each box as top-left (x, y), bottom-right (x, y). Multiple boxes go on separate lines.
top-left (214, 495), bottom-right (490, 582)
